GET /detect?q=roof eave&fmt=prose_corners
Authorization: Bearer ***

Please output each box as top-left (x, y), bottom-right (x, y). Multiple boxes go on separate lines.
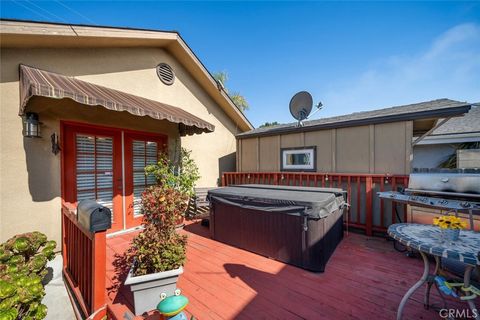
top-left (414, 132), bottom-right (480, 145)
top-left (237, 104), bottom-right (472, 139)
top-left (0, 19), bottom-right (253, 132)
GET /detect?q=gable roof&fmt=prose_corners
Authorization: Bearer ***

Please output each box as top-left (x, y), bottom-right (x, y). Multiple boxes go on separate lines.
top-left (0, 18), bottom-right (253, 132)
top-left (237, 99), bottom-right (472, 139)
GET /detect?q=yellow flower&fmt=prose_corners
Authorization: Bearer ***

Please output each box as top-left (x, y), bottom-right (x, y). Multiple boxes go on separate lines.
top-left (432, 215), bottom-right (466, 230)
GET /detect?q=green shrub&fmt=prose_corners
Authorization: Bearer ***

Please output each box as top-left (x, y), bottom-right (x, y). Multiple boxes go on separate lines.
top-left (145, 148), bottom-right (200, 198)
top-left (0, 232), bottom-right (56, 320)
top-left (128, 186), bottom-right (188, 276)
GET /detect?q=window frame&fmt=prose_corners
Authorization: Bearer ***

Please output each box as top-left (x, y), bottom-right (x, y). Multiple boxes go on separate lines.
top-left (280, 146), bottom-right (317, 172)
top-left (131, 139), bottom-right (160, 217)
top-left (124, 132), bottom-right (167, 228)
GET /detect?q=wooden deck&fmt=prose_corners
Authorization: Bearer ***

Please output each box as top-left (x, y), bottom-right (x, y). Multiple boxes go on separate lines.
top-left (105, 221), bottom-right (464, 320)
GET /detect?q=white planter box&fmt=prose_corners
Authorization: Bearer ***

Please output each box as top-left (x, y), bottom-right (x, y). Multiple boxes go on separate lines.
top-left (125, 265), bottom-right (183, 316)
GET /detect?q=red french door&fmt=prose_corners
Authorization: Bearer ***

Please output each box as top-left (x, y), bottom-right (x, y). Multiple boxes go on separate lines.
top-left (124, 132), bottom-right (166, 229)
top-left (62, 122), bottom-right (167, 233)
top-left (63, 123), bottom-right (124, 232)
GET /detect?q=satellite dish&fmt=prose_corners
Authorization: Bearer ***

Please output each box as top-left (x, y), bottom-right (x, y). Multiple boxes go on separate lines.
top-left (289, 91), bottom-right (313, 123)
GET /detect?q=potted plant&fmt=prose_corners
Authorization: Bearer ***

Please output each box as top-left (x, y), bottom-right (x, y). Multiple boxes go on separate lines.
top-left (125, 185), bottom-right (189, 315)
top-left (0, 231), bottom-right (56, 320)
top-left (145, 148), bottom-right (200, 228)
top-left (433, 215), bottom-right (467, 242)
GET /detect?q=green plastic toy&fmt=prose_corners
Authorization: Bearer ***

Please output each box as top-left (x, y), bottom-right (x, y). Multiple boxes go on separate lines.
top-left (157, 292), bottom-right (189, 318)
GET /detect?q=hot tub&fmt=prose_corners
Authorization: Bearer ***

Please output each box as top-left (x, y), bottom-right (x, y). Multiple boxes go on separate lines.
top-left (208, 184), bottom-right (347, 272)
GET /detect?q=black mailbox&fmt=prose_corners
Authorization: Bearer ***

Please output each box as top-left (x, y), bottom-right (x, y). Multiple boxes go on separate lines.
top-left (77, 200), bottom-right (112, 232)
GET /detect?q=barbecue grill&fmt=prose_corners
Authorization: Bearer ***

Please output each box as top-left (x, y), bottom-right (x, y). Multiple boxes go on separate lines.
top-left (380, 168), bottom-right (480, 318)
top-left (378, 168), bottom-right (480, 229)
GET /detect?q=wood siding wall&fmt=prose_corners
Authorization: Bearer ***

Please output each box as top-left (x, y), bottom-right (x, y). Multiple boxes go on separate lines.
top-left (238, 121), bottom-right (413, 174)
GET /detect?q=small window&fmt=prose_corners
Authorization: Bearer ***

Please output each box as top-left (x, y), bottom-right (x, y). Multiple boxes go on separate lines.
top-left (281, 147), bottom-right (316, 171)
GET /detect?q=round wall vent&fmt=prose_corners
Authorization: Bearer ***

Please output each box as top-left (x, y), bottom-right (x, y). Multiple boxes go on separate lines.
top-left (156, 63), bottom-right (175, 85)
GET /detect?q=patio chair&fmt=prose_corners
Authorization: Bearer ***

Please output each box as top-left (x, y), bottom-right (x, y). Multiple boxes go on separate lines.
top-left (186, 187), bottom-right (215, 223)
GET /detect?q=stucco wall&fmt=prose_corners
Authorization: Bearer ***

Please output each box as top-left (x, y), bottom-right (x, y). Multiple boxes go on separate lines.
top-left (238, 121), bottom-right (413, 175)
top-left (0, 47), bottom-right (240, 244)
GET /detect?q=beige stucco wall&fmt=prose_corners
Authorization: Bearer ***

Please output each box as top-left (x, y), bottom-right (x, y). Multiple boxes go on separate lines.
top-left (0, 47), bottom-right (240, 244)
top-left (238, 121), bottom-right (413, 175)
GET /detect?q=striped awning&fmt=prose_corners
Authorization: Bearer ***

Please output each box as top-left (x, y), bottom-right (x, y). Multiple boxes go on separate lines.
top-left (19, 64), bottom-right (215, 136)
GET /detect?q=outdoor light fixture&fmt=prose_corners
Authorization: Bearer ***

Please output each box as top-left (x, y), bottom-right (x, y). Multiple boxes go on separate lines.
top-left (23, 112), bottom-right (41, 138)
top-left (51, 133), bottom-right (61, 155)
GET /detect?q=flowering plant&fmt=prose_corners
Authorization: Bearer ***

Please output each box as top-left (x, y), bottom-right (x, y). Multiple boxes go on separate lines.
top-left (433, 215), bottom-right (467, 230)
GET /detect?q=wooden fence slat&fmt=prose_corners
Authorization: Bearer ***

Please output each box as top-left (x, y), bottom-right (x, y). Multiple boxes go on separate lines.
top-left (365, 176), bottom-right (373, 236)
top-left (357, 176), bottom-right (361, 225)
top-left (380, 177), bottom-right (385, 228)
top-left (391, 177), bottom-right (397, 224)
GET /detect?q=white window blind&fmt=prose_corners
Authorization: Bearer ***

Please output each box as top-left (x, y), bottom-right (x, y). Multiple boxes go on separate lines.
top-left (76, 134), bottom-right (114, 220)
top-left (132, 140), bottom-right (158, 216)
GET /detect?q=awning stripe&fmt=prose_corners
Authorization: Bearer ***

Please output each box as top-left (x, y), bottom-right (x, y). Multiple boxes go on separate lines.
top-left (19, 64), bottom-right (215, 136)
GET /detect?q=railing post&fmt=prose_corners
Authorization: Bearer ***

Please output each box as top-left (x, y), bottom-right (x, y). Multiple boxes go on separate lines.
top-left (91, 231), bottom-right (107, 319)
top-left (274, 173), bottom-right (278, 185)
top-left (221, 174), bottom-right (226, 187)
top-left (365, 176), bottom-right (373, 236)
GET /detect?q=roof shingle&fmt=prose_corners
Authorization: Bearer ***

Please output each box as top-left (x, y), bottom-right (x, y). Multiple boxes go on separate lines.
top-left (432, 106), bottom-right (480, 136)
top-left (238, 99), bottom-right (472, 138)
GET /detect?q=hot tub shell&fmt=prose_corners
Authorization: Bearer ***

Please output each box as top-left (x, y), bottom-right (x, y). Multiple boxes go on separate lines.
top-left (208, 184), bottom-right (347, 272)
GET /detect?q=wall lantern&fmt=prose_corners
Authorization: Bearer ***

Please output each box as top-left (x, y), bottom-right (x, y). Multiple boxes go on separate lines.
top-left (23, 112), bottom-right (41, 138)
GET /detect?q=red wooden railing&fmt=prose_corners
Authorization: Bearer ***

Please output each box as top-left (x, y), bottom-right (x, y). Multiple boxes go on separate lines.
top-left (62, 203), bottom-right (107, 320)
top-left (222, 172), bottom-right (409, 236)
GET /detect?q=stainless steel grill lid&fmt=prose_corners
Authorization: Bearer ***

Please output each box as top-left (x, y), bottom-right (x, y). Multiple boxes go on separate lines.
top-left (407, 172), bottom-right (480, 195)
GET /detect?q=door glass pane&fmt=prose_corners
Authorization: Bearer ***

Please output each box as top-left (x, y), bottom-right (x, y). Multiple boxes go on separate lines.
top-left (132, 140), bottom-right (158, 217)
top-left (76, 134), bottom-right (114, 221)
top-left (97, 155), bottom-right (113, 170)
top-left (133, 186), bottom-right (144, 216)
top-left (76, 174), bottom-right (95, 191)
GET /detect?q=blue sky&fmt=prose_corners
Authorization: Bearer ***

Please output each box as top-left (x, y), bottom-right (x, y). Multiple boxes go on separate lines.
top-left (1, 1), bottom-right (479, 127)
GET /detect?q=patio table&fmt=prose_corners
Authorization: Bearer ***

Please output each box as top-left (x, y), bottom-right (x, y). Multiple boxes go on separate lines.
top-left (388, 223), bottom-right (480, 320)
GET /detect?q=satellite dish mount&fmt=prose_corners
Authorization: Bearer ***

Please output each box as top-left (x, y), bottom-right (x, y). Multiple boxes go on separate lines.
top-left (289, 91), bottom-right (313, 127)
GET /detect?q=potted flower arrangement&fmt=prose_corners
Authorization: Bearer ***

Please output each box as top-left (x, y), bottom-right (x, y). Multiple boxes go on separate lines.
top-left (125, 185), bottom-right (189, 315)
top-left (145, 148), bottom-right (200, 228)
top-left (433, 215), bottom-right (467, 242)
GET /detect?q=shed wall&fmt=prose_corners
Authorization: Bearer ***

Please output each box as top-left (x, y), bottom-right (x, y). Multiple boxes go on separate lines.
top-left (238, 121), bottom-right (413, 175)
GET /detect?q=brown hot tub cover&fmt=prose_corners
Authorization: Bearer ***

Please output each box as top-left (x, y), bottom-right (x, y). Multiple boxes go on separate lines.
top-left (19, 64), bottom-right (215, 136)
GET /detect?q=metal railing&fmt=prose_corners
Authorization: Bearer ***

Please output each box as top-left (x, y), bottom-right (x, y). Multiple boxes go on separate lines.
top-left (62, 203), bottom-right (107, 319)
top-left (222, 172), bottom-right (409, 236)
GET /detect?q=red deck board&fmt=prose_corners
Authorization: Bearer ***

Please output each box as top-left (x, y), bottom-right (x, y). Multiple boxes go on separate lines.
top-left (105, 221), bottom-right (468, 320)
